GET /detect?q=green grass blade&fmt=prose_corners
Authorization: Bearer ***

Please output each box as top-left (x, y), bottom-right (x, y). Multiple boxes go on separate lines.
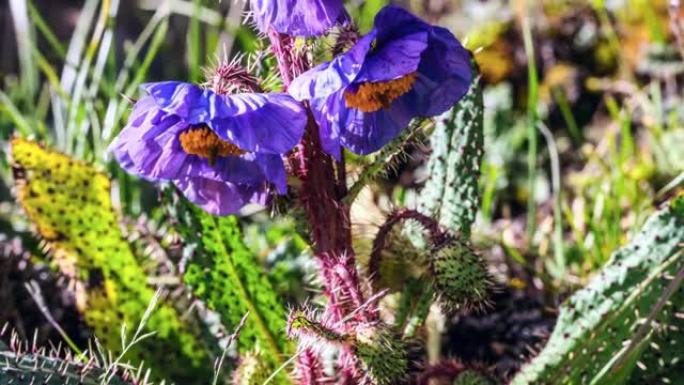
top-left (521, 10), bottom-right (539, 243)
top-left (0, 90), bottom-right (32, 137)
top-left (9, 0), bottom-right (39, 104)
top-left (187, 0), bottom-right (202, 82)
top-left (67, 0), bottom-right (119, 157)
top-left (56, 0), bottom-right (99, 151)
top-left (102, 5), bottom-right (170, 143)
top-left (27, 1), bottom-right (66, 59)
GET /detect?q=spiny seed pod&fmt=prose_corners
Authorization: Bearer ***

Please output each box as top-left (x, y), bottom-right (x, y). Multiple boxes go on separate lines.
top-left (431, 241), bottom-right (490, 312)
top-left (232, 351), bottom-right (271, 385)
top-left (453, 370), bottom-right (498, 385)
top-left (354, 325), bottom-right (409, 385)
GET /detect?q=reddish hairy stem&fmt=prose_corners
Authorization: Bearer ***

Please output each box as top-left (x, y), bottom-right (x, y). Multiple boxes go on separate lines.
top-left (269, 29), bottom-right (370, 382)
top-left (290, 112), bottom-right (362, 318)
top-left (269, 30), bottom-right (364, 318)
top-left (293, 349), bottom-right (325, 385)
top-left (268, 29), bottom-right (294, 86)
top-left (268, 29), bottom-right (308, 88)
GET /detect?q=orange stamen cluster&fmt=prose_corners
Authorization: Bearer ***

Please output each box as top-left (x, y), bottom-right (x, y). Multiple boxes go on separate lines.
top-left (344, 72), bottom-right (418, 113)
top-left (179, 126), bottom-right (245, 165)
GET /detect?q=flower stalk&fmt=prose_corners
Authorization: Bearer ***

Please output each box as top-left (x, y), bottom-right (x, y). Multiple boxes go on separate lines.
top-left (269, 29), bottom-right (374, 382)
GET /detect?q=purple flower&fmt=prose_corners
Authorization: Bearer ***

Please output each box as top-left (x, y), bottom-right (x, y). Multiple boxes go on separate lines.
top-left (289, 5), bottom-right (472, 158)
top-left (250, 0), bottom-right (349, 36)
top-left (109, 81), bottom-right (307, 215)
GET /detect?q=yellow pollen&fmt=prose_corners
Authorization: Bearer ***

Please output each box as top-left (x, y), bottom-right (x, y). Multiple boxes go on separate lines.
top-left (179, 126), bottom-right (245, 165)
top-left (344, 72), bottom-right (417, 113)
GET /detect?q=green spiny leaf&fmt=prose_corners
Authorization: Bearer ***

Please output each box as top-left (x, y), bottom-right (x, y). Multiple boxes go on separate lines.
top-left (511, 198), bottom-right (684, 385)
top-left (625, 274), bottom-right (684, 385)
top-left (417, 73), bottom-right (484, 238)
top-left (0, 337), bottom-right (139, 385)
top-left (0, 350), bottom-right (132, 385)
top-left (167, 192), bottom-right (292, 380)
top-left (10, 138), bottom-right (210, 384)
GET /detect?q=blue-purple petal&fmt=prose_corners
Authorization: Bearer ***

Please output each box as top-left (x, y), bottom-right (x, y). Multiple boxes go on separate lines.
top-left (289, 31), bottom-right (376, 101)
top-left (405, 26), bottom-right (472, 117)
top-left (209, 93), bottom-right (307, 154)
top-left (249, 0), bottom-right (349, 36)
top-left (175, 177), bottom-right (270, 216)
top-left (372, 5), bottom-right (430, 44)
top-left (309, 95), bottom-right (344, 159)
top-left (110, 96), bottom-right (290, 197)
top-left (337, 93), bottom-right (413, 155)
top-left (355, 30), bottom-right (428, 83)
top-left (142, 82), bottom-right (306, 154)
top-left (253, 154), bottom-right (288, 194)
top-left (141, 81), bottom-right (231, 123)
top-left (112, 77), bottom-right (301, 216)
top-left (291, 4), bottom-right (472, 157)
top-left (109, 96), bottom-right (195, 181)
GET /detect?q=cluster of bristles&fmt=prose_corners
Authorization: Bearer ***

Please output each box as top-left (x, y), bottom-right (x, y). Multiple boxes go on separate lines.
top-left (0, 324), bottom-right (154, 385)
top-left (202, 54), bottom-right (261, 95)
top-left (331, 24), bottom-right (361, 56)
top-left (286, 309), bottom-right (408, 385)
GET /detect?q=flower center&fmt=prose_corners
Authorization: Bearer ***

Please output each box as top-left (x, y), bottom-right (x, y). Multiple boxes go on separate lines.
top-left (179, 126), bottom-right (245, 166)
top-left (344, 72), bottom-right (418, 113)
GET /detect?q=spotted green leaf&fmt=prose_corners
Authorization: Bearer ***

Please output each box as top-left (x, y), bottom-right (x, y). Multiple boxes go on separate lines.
top-left (11, 138), bottom-right (210, 384)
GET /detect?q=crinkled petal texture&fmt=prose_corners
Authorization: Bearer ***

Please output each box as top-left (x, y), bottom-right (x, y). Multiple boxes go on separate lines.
top-left (109, 82), bottom-right (303, 215)
top-left (290, 5), bottom-right (472, 158)
top-left (250, 0), bottom-right (349, 36)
